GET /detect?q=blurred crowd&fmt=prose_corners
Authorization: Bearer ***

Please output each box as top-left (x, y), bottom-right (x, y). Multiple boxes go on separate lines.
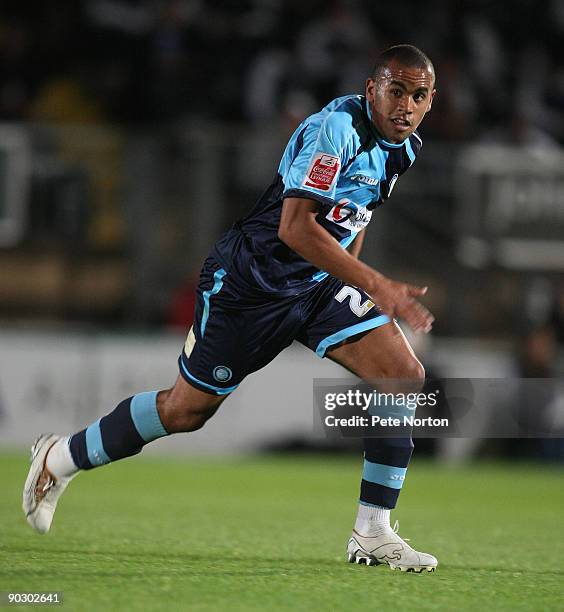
top-left (1, 0), bottom-right (564, 144)
top-left (1, 0), bottom-right (563, 347)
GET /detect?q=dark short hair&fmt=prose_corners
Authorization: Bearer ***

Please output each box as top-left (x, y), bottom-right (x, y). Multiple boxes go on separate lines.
top-left (372, 44), bottom-right (435, 81)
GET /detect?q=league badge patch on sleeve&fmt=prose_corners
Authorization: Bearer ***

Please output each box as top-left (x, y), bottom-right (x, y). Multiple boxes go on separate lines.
top-left (303, 153), bottom-right (340, 192)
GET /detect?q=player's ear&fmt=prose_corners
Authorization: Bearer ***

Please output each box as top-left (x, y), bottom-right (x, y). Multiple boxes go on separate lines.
top-left (365, 78), bottom-right (375, 103)
top-left (426, 89), bottom-right (436, 113)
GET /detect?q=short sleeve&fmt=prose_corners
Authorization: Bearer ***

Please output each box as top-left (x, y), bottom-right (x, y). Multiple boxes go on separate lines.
top-left (281, 112), bottom-right (353, 205)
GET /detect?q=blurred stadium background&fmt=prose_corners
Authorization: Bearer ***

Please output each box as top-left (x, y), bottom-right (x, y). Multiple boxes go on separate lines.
top-left (0, 0), bottom-right (562, 460)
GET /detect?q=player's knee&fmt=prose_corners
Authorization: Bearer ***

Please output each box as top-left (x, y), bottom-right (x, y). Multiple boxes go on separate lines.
top-left (375, 357), bottom-right (425, 393)
top-left (404, 358), bottom-right (425, 385)
top-left (399, 358), bottom-right (425, 393)
top-left (379, 358), bottom-right (424, 380)
top-left (157, 389), bottom-right (221, 433)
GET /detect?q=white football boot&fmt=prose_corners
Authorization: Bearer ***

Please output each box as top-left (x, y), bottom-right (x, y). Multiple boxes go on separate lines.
top-left (347, 520), bottom-right (438, 573)
top-left (22, 434), bottom-right (76, 534)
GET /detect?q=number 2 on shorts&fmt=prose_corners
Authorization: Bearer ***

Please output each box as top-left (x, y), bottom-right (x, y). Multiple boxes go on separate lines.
top-left (334, 286), bottom-right (375, 317)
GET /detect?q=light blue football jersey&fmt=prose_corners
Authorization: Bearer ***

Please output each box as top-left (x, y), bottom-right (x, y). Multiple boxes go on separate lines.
top-left (212, 94), bottom-right (422, 295)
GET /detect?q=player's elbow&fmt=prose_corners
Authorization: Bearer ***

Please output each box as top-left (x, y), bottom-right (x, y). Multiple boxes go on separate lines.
top-left (278, 222), bottom-right (300, 251)
top-left (277, 223), bottom-right (291, 246)
top-left (278, 225), bottom-right (311, 259)
top-left (279, 197), bottom-right (318, 251)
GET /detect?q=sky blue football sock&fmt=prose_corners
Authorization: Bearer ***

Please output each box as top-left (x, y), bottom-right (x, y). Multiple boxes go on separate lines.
top-left (359, 436), bottom-right (413, 509)
top-left (68, 391), bottom-right (168, 470)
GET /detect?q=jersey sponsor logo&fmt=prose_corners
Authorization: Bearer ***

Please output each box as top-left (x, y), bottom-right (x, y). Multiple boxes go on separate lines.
top-left (326, 198), bottom-right (372, 232)
top-left (332, 200), bottom-right (358, 222)
top-left (350, 174), bottom-right (379, 186)
top-left (303, 153), bottom-right (340, 191)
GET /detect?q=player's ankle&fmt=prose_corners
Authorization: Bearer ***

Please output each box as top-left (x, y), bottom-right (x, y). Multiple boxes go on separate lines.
top-left (45, 436), bottom-right (79, 479)
top-left (354, 502), bottom-right (391, 537)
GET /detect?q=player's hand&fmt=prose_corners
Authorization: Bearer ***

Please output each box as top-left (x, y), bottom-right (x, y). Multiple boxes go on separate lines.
top-left (368, 277), bottom-right (434, 333)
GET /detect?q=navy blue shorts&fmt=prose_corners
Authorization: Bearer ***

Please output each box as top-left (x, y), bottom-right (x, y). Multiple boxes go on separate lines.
top-left (178, 257), bottom-right (391, 395)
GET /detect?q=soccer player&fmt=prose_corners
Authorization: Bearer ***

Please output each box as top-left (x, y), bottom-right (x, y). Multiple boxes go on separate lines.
top-left (23, 44), bottom-right (438, 572)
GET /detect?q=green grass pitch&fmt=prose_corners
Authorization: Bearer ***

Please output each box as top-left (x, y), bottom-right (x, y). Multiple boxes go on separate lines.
top-left (1, 453), bottom-right (563, 611)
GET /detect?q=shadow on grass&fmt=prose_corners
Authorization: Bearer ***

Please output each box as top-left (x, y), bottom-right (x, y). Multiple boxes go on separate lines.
top-left (3, 545), bottom-right (563, 579)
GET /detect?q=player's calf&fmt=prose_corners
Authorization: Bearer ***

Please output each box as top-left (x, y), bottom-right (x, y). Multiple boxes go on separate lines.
top-left (156, 381), bottom-right (224, 433)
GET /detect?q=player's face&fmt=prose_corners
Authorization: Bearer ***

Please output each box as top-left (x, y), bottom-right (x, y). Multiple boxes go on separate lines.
top-left (366, 59), bottom-right (435, 143)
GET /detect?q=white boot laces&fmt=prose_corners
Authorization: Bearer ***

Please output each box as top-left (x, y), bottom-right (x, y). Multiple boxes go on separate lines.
top-left (392, 519), bottom-right (410, 542)
top-left (41, 477), bottom-right (54, 494)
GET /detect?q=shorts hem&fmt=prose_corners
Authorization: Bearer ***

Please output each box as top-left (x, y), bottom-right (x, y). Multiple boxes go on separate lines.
top-left (315, 314), bottom-right (391, 358)
top-left (178, 355), bottom-right (239, 395)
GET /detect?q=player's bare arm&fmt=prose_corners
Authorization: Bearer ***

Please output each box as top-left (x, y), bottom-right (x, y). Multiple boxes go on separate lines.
top-left (279, 197), bottom-right (434, 333)
top-left (348, 229), bottom-right (365, 259)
